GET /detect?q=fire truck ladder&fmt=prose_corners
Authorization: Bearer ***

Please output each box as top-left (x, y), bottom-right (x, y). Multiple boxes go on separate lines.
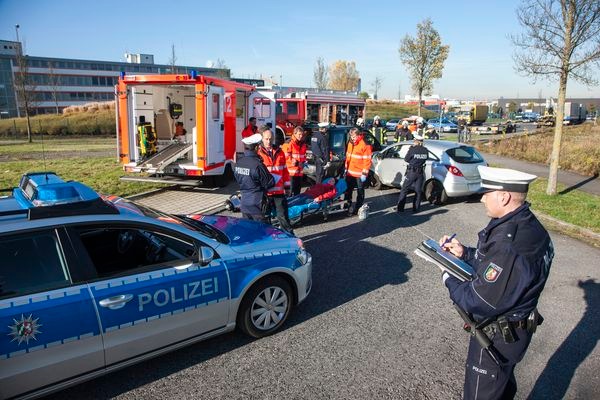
top-left (137, 142), bottom-right (193, 174)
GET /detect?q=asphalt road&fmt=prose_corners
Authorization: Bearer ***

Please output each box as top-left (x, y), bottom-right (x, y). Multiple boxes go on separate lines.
top-left (50, 188), bottom-right (600, 400)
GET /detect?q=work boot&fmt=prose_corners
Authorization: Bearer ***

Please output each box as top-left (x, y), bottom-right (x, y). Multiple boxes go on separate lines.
top-left (396, 203), bottom-right (404, 213)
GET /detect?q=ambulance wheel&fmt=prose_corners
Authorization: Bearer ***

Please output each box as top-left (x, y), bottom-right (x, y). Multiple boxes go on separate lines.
top-left (425, 179), bottom-right (448, 205)
top-left (237, 276), bottom-right (293, 338)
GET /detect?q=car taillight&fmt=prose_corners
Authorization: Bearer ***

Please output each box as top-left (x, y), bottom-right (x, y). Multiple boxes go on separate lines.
top-left (445, 165), bottom-right (464, 177)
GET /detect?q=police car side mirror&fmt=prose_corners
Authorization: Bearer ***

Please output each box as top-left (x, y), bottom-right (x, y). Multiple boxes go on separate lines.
top-left (199, 246), bottom-right (215, 266)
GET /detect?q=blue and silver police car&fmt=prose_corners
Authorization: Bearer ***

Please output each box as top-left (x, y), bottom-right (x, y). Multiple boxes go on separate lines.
top-left (0, 172), bottom-right (312, 399)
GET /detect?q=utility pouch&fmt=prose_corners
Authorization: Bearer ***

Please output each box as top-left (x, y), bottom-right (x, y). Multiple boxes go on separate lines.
top-left (527, 309), bottom-right (544, 334)
top-left (497, 316), bottom-right (516, 343)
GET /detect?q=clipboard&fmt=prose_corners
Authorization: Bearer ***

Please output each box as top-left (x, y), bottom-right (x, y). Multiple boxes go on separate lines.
top-left (414, 239), bottom-right (475, 282)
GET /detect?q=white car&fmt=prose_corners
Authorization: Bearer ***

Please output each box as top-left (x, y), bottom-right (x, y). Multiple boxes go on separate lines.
top-left (370, 140), bottom-right (487, 204)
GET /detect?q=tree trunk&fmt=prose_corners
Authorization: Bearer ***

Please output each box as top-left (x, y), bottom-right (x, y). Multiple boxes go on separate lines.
top-left (417, 90), bottom-right (422, 117)
top-left (547, 69), bottom-right (567, 195)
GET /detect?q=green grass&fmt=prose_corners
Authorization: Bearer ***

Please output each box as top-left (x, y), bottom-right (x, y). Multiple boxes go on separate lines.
top-left (0, 136), bottom-right (114, 156)
top-left (0, 157), bottom-right (165, 198)
top-left (0, 109), bottom-right (115, 137)
top-left (528, 178), bottom-right (600, 233)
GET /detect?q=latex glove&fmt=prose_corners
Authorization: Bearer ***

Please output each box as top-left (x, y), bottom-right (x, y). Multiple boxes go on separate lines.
top-left (324, 162), bottom-right (331, 169)
top-left (442, 272), bottom-right (450, 285)
top-left (360, 175), bottom-right (367, 183)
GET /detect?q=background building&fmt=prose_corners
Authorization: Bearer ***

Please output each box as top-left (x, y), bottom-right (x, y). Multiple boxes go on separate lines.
top-left (0, 39), bottom-right (228, 118)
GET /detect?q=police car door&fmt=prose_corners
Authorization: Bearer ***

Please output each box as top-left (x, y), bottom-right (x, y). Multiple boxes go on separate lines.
top-left (68, 223), bottom-right (229, 366)
top-left (0, 228), bottom-right (104, 399)
top-left (206, 85), bottom-right (225, 167)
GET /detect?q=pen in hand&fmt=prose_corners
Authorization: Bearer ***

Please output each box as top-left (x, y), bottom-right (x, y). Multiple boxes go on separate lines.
top-left (441, 233), bottom-right (457, 249)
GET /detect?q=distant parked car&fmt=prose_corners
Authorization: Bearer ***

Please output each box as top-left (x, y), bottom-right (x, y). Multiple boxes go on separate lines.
top-left (385, 118), bottom-right (401, 131)
top-left (521, 112), bottom-right (539, 122)
top-left (426, 118), bottom-right (458, 133)
top-left (369, 140), bottom-right (487, 204)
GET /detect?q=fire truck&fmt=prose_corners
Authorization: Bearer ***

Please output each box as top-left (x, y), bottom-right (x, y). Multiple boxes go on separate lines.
top-left (275, 90), bottom-right (366, 137)
top-left (116, 73), bottom-right (275, 185)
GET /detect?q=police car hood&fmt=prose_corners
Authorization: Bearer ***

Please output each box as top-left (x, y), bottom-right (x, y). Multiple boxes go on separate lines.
top-left (198, 215), bottom-right (295, 252)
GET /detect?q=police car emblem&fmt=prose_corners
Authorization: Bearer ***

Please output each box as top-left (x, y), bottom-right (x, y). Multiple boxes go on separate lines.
top-left (8, 314), bottom-right (42, 345)
top-left (484, 263), bottom-right (503, 283)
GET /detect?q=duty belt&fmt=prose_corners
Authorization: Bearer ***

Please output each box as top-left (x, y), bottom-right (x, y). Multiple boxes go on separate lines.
top-left (407, 166), bottom-right (424, 171)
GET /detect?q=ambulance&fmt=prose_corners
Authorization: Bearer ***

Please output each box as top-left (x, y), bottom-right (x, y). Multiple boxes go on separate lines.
top-left (116, 73), bottom-right (275, 186)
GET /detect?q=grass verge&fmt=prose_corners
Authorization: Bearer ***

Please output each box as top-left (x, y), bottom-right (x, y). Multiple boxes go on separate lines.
top-left (0, 157), bottom-right (165, 198)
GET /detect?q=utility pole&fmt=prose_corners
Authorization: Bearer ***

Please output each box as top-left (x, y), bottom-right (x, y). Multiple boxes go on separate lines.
top-left (14, 24), bottom-right (33, 143)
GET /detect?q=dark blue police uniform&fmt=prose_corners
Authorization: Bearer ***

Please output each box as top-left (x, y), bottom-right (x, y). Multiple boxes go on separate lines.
top-left (234, 150), bottom-right (275, 222)
top-left (311, 130), bottom-right (330, 184)
top-left (445, 202), bottom-right (554, 399)
top-left (396, 144), bottom-right (429, 212)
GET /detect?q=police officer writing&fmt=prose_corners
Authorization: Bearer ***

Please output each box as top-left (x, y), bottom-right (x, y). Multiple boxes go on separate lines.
top-left (257, 127), bottom-right (294, 234)
top-left (311, 122), bottom-right (331, 184)
top-left (233, 133), bottom-right (275, 222)
top-left (439, 166), bottom-right (554, 400)
top-left (344, 127), bottom-right (372, 216)
top-left (396, 133), bottom-right (428, 213)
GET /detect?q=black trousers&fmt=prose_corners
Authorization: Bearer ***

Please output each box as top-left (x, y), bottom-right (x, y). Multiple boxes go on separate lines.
top-left (315, 158), bottom-right (326, 184)
top-left (463, 326), bottom-right (532, 400)
top-left (344, 175), bottom-right (365, 214)
top-left (269, 194), bottom-right (294, 234)
top-left (396, 170), bottom-right (424, 212)
top-left (290, 175), bottom-right (303, 196)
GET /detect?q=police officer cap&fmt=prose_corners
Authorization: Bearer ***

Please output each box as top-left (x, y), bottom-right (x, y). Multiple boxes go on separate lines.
top-left (318, 122), bottom-right (329, 128)
top-left (241, 133), bottom-right (262, 145)
top-left (478, 166), bottom-right (537, 193)
top-left (413, 133), bottom-right (424, 140)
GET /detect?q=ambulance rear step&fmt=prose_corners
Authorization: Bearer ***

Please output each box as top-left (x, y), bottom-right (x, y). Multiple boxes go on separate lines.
top-left (138, 142), bottom-right (193, 173)
top-left (119, 175), bottom-right (208, 186)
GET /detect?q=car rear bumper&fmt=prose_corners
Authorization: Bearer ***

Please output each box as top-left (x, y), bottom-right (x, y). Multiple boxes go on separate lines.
top-left (444, 179), bottom-right (482, 197)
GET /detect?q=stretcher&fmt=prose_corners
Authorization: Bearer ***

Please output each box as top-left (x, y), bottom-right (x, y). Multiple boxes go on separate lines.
top-left (284, 178), bottom-right (348, 225)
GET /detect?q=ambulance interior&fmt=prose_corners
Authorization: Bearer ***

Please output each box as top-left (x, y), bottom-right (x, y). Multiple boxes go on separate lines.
top-left (130, 84), bottom-right (196, 164)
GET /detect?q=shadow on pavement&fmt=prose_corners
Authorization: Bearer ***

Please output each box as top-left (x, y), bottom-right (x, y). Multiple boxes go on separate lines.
top-left (528, 279), bottom-right (600, 399)
top-left (558, 174), bottom-right (599, 195)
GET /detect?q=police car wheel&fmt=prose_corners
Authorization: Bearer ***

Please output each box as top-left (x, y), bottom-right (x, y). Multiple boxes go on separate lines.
top-left (238, 276), bottom-right (293, 338)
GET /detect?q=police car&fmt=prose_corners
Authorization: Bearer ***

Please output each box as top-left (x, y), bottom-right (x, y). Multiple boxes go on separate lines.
top-left (0, 172), bottom-right (312, 399)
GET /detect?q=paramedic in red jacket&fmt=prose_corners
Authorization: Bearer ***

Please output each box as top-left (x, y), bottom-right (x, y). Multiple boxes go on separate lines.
top-left (282, 126), bottom-right (307, 196)
top-left (241, 117), bottom-right (257, 139)
top-left (257, 127), bottom-right (294, 234)
top-left (344, 127), bottom-right (372, 216)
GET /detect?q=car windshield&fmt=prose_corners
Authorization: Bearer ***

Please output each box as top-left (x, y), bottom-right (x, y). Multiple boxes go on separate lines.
top-left (445, 146), bottom-right (485, 164)
top-left (111, 198), bottom-right (228, 243)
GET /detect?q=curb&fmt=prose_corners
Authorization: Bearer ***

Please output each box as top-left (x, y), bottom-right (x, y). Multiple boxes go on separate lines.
top-left (533, 209), bottom-right (600, 248)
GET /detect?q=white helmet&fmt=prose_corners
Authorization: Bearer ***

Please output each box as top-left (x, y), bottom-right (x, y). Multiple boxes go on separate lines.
top-left (402, 120), bottom-right (409, 127)
top-left (416, 116), bottom-right (425, 124)
top-left (374, 115), bottom-right (380, 121)
top-left (356, 117), bottom-right (365, 126)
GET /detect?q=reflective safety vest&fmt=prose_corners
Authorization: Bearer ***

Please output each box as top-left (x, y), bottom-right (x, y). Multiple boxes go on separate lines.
top-left (257, 145), bottom-right (289, 195)
top-left (281, 139), bottom-right (307, 177)
top-left (345, 136), bottom-right (372, 178)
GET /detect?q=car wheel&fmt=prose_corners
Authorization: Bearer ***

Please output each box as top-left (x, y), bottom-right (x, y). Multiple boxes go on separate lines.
top-left (371, 173), bottom-right (384, 190)
top-left (237, 276), bottom-right (293, 338)
top-left (425, 179), bottom-right (448, 205)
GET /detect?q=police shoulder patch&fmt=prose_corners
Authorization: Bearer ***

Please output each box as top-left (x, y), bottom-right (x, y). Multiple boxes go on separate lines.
top-left (483, 263), bottom-right (503, 283)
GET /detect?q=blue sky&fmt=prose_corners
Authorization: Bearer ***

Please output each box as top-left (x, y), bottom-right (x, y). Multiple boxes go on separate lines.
top-left (1, 0), bottom-right (598, 100)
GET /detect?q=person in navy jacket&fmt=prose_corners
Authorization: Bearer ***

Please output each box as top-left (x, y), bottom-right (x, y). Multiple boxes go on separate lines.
top-left (234, 133), bottom-right (275, 222)
top-left (439, 166), bottom-right (554, 400)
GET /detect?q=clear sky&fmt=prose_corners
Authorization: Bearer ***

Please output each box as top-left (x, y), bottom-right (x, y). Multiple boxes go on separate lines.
top-left (1, 0), bottom-right (598, 101)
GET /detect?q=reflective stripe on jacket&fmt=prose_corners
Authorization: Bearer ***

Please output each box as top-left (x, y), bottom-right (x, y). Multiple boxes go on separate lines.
top-left (282, 139), bottom-right (307, 177)
top-left (345, 136), bottom-right (372, 177)
top-left (257, 145), bottom-right (289, 195)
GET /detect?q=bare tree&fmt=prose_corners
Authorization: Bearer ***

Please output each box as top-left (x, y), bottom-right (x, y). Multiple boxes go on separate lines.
top-left (214, 58), bottom-right (230, 79)
top-left (512, 0), bottom-right (600, 195)
top-left (313, 57), bottom-right (328, 90)
top-left (371, 76), bottom-right (383, 100)
top-left (47, 61), bottom-right (61, 114)
top-left (398, 18), bottom-right (449, 116)
top-left (13, 37), bottom-right (34, 142)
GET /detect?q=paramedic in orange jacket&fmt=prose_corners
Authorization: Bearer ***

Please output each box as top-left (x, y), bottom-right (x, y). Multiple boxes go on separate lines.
top-left (257, 127), bottom-right (294, 234)
top-left (241, 117), bottom-right (257, 139)
top-left (344, 127), bottom-right (372, 216)
top-left (282, 126), bottom-right (307, 196)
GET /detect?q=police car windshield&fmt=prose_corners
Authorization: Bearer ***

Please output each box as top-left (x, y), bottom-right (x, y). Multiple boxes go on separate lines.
top-left (118, 199), bottom-right (228, 244)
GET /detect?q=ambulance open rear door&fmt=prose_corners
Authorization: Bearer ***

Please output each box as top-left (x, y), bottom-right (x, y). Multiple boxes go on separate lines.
top-left (204, 85), bottom-right (225, 169)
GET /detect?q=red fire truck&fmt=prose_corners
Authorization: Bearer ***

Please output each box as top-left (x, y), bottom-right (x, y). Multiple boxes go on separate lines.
top-left (275, 90), bottom-right (366, 137)
top-left (116, 73), bottom-right (275, 185)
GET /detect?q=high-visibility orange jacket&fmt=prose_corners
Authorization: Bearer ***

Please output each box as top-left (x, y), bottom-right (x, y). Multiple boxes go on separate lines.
top-left (257, 145), bottom-right (289, 195)
top-left (345, 135), bottom-right (372, 178)
top-left (241, 124), bottom-right (257, 139)
top-left (281, 139), bottom-right (307, 177)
